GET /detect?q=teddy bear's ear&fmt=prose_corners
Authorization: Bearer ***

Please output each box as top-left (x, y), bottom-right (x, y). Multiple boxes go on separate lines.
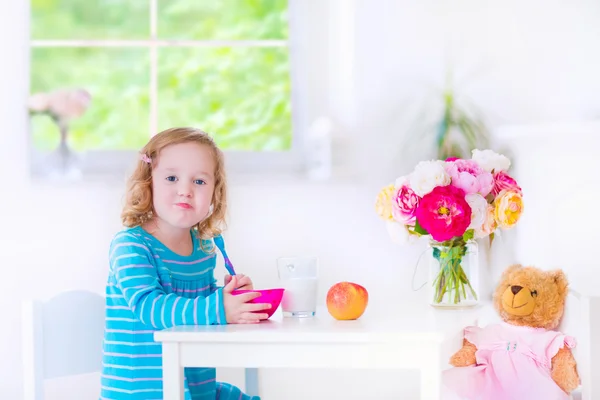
top-left (549, 269), bottom-right (569, 295)
top-left (501, 264), bottom-right (522, 279)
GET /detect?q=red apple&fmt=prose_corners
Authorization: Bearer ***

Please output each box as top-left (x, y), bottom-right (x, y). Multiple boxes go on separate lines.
top-left (326, 282), bottom-right (368, 320)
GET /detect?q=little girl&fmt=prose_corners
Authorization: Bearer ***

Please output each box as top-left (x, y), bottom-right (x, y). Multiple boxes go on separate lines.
top-left (100, 127), bottom-right (271, 400)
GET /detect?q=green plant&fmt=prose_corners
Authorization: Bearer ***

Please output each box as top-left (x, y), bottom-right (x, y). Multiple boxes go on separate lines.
top-left (435, 88), bottom-right (490, 160)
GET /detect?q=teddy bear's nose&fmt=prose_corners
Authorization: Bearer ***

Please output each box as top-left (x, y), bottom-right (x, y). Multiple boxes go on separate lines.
top-left (511, 285), bottom-right (523, 295)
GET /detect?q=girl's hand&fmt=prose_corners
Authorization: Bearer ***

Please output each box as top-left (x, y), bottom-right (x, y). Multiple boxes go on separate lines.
top-left (224, 273), bottom-right (253, 290)
top-left (223, 276), bottom-right (271, 324)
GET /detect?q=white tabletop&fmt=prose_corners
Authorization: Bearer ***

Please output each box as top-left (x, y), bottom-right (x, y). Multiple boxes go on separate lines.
top-left (154, 302), bottom-right (489, 344)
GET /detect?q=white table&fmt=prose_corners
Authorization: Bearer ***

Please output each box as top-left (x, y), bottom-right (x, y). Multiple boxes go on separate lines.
top-left (155, 302), bottom-right (486, 400)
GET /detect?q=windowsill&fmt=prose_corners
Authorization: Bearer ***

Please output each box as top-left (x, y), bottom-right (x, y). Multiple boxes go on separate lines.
top-left (226, 168), bottom-right (359, 186)
top-left (28, 149), bottom-right (359, 188)
top-left (28, 134), bottom-right (360, 188)
top-left (29, 168), bottom-right (360, 189)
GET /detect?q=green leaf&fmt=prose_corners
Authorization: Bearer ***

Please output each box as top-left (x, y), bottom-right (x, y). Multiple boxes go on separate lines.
top-left (432, 247), bottom-right (441, 261)
top-left (462, 229), bottom-right (474, 242)
top-left (414, 219), bottom-right (429, 235)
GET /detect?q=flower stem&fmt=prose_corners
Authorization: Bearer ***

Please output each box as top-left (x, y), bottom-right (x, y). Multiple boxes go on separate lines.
top-left (431, 242), bottom-right (477, 305)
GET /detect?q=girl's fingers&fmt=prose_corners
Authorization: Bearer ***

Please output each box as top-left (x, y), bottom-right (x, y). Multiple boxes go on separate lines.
top-left (225, 274), bottom-right (250, 288)
top-left (223, 275), bottom-right (237, 294)
top-left (237, 312), bottom-right (269, 323)
top-left (238, 315), bottom-right (260, 324)
top-left (236, 275), bottom-right (251, 287)
top-left (244, 311), bottom-right (269, 321)
top-left (243, 303), bottom-right (271, 312)
top-left (238, 292), bottom-right (262, 303)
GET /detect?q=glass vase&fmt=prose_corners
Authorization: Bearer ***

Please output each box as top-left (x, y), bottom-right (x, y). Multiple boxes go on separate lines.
top-left (43, 121), bottom-right (83, 180)
top-left (428, 239), bottom-right (479, 308)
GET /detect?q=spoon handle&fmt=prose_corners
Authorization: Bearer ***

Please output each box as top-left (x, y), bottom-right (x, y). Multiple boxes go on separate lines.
top-left (213, 235), bottom-right (236, 276)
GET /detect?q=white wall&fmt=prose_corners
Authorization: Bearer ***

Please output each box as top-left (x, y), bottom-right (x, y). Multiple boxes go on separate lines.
top-left (494, 123), bottom-right (600, 273)
top-left (3, 0), bottom-right (600, 399)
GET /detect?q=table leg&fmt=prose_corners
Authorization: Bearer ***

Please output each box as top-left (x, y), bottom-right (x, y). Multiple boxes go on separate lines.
top-left (245, 368), bottom-right (259, 396)
top-left (420, 348), bottom-right (441, 400)
top-left (162, 342), bottom-right (184, 400)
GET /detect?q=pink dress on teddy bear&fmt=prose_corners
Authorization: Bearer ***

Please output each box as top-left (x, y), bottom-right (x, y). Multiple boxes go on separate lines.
top-left (442, 322), bottom-right (576, 400)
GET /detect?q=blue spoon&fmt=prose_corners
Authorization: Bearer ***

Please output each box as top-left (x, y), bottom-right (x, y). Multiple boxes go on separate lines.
top-left (213, 235), bottom-right (236, 277)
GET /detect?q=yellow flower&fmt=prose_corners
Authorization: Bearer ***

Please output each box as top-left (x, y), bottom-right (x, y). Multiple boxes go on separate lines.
top-left (375, 184), bottom-right (396, 221)
top-left (494, 190), bottom-right (523, 229)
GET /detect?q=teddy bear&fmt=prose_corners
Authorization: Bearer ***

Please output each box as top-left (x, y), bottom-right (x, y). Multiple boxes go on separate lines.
top-left (442, 264), bottom-right (580, 399)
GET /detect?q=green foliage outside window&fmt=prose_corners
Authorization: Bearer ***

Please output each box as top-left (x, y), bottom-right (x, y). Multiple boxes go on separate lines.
top-left (30, 0), bottom-right (291, 152)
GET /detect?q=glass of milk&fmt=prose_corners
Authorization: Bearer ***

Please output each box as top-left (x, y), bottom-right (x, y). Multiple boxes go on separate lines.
top-left (277, 256), bottom-right (318, 317)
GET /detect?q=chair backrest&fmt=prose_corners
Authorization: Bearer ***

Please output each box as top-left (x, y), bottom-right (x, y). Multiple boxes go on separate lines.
top-left (22, 290), bottom-right (105, 400)
top-left (563, 289), bottom-right (600, 400)
top-left (559, 291), bottom-right (585, 399)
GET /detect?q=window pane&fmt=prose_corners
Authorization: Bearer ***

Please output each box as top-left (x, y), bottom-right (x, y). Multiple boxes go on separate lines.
top-left (158, 0), bottom-right (288, 40)
top-left (30, 48), bottom-right (149, 151)
top-left (31, 0), bottom-right (149, 39)
top-left (157, 47), bottom-right (291, 151)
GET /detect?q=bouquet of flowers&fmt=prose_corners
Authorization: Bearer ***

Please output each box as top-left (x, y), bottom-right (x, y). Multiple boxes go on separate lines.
top-left (375, 149), bottom-right (524, 305)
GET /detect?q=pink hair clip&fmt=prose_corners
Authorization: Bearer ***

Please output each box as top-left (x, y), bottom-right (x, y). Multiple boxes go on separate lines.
top-left (140, 153), bottom-right (152, 164)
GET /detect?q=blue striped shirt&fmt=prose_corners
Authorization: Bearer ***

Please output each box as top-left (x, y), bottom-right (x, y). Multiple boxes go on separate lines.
top-left (100, 226), bottom-right (227, 400)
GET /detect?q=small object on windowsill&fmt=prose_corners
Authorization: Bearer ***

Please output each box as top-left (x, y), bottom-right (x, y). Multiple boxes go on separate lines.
top-left (28, 88), bottom-right (92, 182)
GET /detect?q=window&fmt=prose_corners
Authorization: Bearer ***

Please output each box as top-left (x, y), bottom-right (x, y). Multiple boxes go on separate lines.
top-left (30, 0), bottom-right (294, 176)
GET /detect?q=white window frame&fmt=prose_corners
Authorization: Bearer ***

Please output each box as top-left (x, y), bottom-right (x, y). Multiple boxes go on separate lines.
top-left (29, 0), bottom-right (305, 179)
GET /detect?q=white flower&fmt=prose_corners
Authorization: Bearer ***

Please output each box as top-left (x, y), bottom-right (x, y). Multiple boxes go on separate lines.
top-left (475, 205), bottom-right (497, 239)
top-left (386, 220), bottom-right (409, 245)
top-left (465, 193), bottom-right (488, 230)
top-left (409, 160), bottom-right (451, 196)
top-left (394, 175), bottom-right (409, 189)
top-left (471, 149), bottom-right (510, 173)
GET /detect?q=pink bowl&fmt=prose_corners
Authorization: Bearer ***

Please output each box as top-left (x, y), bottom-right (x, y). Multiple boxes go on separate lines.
top-left (231, 288), bottom-right (285, 319)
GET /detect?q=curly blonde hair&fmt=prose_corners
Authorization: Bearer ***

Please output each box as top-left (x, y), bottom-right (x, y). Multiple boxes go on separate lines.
top-left (121, 127), bottom-right (227, 240)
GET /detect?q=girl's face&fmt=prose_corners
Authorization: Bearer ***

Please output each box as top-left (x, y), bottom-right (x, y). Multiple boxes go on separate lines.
top-left (151, 142), bottom-right (216, 232)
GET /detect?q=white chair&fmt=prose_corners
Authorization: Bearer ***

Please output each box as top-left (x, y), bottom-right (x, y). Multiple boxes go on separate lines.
top-left (21, 290), bottom-right (105, 400)
top-left (563, 289), bottom-right (600, 400)
top-left (560, 290), bottom-right (585, 400)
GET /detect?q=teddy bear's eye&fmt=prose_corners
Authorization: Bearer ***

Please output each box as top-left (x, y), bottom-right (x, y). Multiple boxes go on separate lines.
top-left (531, 290), bottom-right (538, 297)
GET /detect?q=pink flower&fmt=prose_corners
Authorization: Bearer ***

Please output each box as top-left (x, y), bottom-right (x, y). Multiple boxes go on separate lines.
top-left (445, 159), bottom-right (494, 197)
top-left (28, 93), bottom-right (51, 112)
top-left (492, 171), bottom-right (522, 196)
top-left (415, 185), bottom-right (472, 242)
top-left (391, 177), bottom-right (421, 224)
top-left (28, 88), bottom-right (92, 122)
top-left (445, 157), bottom-right (460, 162)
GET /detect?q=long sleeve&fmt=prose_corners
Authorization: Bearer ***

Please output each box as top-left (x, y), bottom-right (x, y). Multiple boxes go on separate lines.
top-left (109, 233), bottom-right (227, 328)
top-left (203, 237), bottom-right (222, 294)
top-left (209, 276), bottom-right (222, 294)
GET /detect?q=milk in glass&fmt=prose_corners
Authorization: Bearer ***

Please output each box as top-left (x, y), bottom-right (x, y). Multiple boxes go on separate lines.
top-left (277, 257), bottom-right (318, 317)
